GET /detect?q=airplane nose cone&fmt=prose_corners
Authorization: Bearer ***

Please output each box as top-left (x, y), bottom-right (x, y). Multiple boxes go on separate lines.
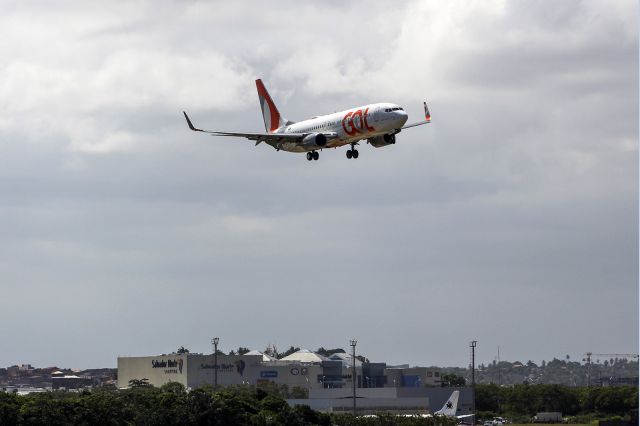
top-left (398, 111), bottom-right (408, 126)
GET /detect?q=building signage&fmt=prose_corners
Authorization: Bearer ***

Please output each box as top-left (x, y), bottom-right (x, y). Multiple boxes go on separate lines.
top-left (200, 363), bottom-right (235, 372)
top-left (288, 367), bottom-right (309, 376)
top-left (260, 371), bottom-right (278, 378)
top-left (200, 360), bottom-right (246, 375)
top-left (151, 358), bottom-right (183, 374)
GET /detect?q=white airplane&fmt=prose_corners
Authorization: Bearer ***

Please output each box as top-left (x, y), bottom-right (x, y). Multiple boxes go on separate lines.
top-left (183, 79), bottom-right (431, 161)
top-left (365, 391), bottom-right (474, 422)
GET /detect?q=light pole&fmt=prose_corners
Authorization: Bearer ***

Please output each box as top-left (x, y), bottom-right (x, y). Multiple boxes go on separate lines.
top-left (212, 337), bottom-right (219, 389)
top-left (470, 340), bottom-right (477, 421)
top-left (350, 339), bottom-right (357, 416)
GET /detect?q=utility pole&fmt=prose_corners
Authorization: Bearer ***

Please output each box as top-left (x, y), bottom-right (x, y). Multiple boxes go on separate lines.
top-left (585, 352), bottom-right (592, 387)
top-left (212, 337), bottom-right (219, 389)
top-left (470, 341), bottom-right (477, 422)
top-left (350, 339), bottom-right (357, 416)
top-left (497, 345), bottom-right (501, 386)
top-left (497, 345), bottom-right (502, 412)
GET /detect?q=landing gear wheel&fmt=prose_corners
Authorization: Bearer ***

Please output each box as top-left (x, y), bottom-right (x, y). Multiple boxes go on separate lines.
top-left (346, 150), bottom-right (353, 159)
top-left (306, 152), bottom-right (313, 161)
top-left (352, 149), bottom-right (359, 159)
top-left (312, 151), bottom-right (319, 161)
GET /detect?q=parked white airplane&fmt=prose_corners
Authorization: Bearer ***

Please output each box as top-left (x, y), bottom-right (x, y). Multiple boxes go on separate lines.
top-left (434, 390), bottom-right (462, 416)
top-left (183, 79), bottom-right (431, 161)
top-left (367, 391), bottom-right (474, 422)
top-left (432, 390), bottom-right (475, 421)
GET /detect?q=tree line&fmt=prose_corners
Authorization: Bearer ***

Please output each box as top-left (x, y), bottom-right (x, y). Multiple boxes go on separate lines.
top-left (2, 380), bottom-right (634, 424)
top-left (476, 383), bottom-right (638, 423)
top-left (0, 382), bottom-right (455, 426)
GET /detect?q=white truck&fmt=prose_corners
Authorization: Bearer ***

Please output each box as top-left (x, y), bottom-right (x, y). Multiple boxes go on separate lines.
top-left (532, 412), bottom-right (563, 423)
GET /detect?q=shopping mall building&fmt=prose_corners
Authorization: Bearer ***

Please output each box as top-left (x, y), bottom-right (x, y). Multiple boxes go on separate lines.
top-left (117, 349), bottom-right (474, 414)
top-left (117, 349), bottom-right (443, 390)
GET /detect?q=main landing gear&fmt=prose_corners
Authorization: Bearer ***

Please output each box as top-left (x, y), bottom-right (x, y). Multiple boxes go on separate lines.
top-left (306, 151), bottom-right (319, 161)
top-left (346, 145), bottom-right (359, 159)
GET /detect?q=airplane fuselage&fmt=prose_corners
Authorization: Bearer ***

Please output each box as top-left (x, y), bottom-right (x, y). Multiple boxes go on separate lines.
top-left (273, 103), bottom-right (409, 152)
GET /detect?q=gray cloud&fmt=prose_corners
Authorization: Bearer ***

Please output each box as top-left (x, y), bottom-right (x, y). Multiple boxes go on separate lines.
top-left (0, 0), bottom-right (636, 368)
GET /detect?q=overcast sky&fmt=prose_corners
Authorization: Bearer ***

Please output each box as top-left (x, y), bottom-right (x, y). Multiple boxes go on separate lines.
top-left (0, 1), bottom-right (637, 369)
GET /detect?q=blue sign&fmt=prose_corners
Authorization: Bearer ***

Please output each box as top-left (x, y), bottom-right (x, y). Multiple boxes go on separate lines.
top-left (260, 371), bottom-right (278, 378)
top-left (402, 375), bottom-right (420, 387)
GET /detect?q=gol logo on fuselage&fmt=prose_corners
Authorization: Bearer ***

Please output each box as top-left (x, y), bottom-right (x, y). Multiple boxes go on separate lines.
top-left (342, 108), bottom-right (375, 137)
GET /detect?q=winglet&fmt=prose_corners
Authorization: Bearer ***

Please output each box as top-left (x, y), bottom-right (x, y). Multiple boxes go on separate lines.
top-left (183, 111), bottom-right (201, 132)
top-left (424, 102), bottom-right (431, 122)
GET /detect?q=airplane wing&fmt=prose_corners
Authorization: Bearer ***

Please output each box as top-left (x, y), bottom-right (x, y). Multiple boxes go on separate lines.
top-left (401, 102), bottom-right (431, 129)
top-left (183, 111), bottom-right (337, 146)
top-left (456, 414), bottom-right (475, 419)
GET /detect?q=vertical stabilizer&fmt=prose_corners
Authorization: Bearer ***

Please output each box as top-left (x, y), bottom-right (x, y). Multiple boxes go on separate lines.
top-left (434, 390), bottom-right (459, 416)
top-left (256, 79), bottom-right (288, 133)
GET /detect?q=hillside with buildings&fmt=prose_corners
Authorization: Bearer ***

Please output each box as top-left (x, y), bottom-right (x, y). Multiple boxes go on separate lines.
top-left (436, 356), bottom-right (638, 387)
top-left (0, 364), bottom-right (116, 393)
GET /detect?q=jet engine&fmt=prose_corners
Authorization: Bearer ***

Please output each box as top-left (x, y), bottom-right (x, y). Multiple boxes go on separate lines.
top-left (368, 133), bottom-right (396, 148)
top-left (300, 133), bottom-right (327, 149)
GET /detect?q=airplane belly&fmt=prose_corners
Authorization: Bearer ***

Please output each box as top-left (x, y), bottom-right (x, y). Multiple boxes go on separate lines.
top-left (326, 139), bottom-right (349, 148)
top-left (283, 143), bottom-right (307, 153)
top-left (268, 141), bottom-right (306, 153)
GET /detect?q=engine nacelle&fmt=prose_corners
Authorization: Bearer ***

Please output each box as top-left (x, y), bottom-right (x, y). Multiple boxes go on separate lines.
top-left (368, 133), bottom-right (396, 148)
top-left (301, 133), bottom-right (327, 149)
